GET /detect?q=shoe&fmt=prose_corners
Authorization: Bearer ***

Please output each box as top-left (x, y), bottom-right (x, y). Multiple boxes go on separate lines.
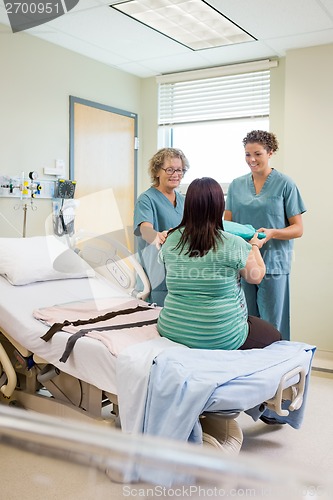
top-left (259, 415), bottom-right (286, 425)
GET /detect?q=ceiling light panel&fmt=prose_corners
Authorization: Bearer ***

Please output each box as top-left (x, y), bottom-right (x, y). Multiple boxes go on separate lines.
top-left (111, 0), bottom-right (256, 50)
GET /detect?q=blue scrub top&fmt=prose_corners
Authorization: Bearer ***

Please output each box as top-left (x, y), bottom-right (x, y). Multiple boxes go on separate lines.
top-left (226, 169), bottom-right (306, 274)
top-left (134, 187), bottom-right (184, 236)
top-left (134, 187), bottom-right (185, 304)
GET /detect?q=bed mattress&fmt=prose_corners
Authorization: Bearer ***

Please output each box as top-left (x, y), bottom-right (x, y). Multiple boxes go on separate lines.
top-left (0, 275), bottom-right (130, 394)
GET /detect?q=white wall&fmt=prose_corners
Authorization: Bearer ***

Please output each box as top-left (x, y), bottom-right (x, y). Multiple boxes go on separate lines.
top-left (0, 24), bottom-right (142, 237)
top-left (283, 44), bottom-right (333, 352)
top-left (269, 57), bottom-right (286, 169)
top-left (247, 47), bottom-right (333, 353)
top-left (140, 77), bottom-right (159, 194)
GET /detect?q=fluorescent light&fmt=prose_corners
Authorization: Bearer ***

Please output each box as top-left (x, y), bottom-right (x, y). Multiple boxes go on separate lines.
top-left (111, 0), bottom-right (256, 50)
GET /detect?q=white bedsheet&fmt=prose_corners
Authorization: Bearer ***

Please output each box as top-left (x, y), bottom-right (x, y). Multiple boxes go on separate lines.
top-left (0, 274), bottom-right (131, 394)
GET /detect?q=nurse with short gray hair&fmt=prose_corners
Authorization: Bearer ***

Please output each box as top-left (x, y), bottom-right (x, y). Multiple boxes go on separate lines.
top-left (134, 148), bottom-right (190, 306)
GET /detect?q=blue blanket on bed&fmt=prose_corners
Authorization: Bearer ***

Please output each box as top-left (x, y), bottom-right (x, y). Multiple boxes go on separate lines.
top-left (143, 341), bottom-right (315, 442)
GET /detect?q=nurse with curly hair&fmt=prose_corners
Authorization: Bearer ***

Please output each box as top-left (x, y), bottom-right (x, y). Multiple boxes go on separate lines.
top-left (224, 130), bottom-right (306, 340)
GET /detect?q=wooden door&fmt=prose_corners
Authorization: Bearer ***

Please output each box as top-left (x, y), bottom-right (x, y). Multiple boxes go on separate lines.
top-left (69, 96), bottom-right (137, 250)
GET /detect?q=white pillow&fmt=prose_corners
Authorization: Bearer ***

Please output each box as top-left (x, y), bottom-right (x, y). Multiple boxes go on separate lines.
top-left (0, 235), bottom-right (95, 285)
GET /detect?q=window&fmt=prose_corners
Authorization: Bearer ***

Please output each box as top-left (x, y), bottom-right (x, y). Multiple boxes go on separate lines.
top-left (157, 61), bottom-right (274, 191)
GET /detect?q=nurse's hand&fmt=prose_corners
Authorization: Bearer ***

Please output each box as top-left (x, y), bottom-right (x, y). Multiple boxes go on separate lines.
top-left (154, 230), bottom-right (168, 249)
top-left (257, 228), bottom-right (275, 243)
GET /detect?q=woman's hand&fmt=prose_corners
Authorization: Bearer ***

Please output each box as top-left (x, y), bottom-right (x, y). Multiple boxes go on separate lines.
top-left (240, 233), bottom-right (266, 284)
top-left (249, 232), bottom-right (265, 249)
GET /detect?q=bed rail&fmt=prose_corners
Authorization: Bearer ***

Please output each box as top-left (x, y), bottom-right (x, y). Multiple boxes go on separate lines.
top-left (265, 365), bottom-right (306, 416)
top-left (0, 342), bottom-right (17, 398)
top-left (75, 233), bottom-right (151, 300)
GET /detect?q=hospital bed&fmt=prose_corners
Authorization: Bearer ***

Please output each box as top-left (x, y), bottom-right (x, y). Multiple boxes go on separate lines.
top-left (0, 233), bottom-right (315, 458)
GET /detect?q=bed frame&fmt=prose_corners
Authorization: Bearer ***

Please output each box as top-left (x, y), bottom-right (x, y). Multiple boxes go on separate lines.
top-left (0, 234), bottom-right (309, 454)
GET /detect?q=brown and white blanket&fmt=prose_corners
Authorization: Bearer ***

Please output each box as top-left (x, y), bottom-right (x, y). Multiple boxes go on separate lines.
top-left (33, 297), bottom-right (162, 361)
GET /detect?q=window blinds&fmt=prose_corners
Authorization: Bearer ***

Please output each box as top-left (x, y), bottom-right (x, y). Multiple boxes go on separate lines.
top-left (158, 70), bottom-right (270, 126)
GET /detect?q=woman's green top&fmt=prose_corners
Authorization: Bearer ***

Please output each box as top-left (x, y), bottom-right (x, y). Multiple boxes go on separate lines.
top-left (157, 229), bottom-right (251, 349)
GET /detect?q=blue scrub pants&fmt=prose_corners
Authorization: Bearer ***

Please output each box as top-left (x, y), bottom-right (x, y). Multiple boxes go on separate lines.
top-left (241, 274), bottom-right (290, 341)
top-left (139, 244), bottom-right (167, 307)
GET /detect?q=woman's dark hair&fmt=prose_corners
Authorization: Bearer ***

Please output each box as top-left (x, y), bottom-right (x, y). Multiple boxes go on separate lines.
top-left (169, 177), bottom-right (225, 257)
